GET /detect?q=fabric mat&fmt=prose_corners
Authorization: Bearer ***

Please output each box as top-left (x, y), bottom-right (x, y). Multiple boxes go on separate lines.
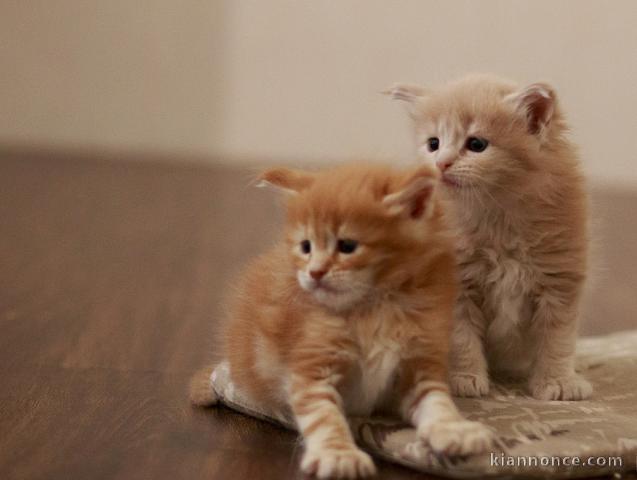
top-left (210, 330), bottom-right (637, 478)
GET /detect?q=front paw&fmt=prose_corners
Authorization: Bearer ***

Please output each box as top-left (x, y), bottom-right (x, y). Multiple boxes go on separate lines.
top-left (529, 373), bottom-right (592, 401)
top-left (450, 373), bottom-right (489, 397)
top-left (419, 420), bottom-right (494, 456)
top-left (301, 446), bottom-right (376, 479)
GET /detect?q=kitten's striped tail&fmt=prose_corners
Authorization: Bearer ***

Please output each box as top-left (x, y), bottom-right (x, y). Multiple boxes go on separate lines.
top-left (189, 365), bottom-right (218, 407)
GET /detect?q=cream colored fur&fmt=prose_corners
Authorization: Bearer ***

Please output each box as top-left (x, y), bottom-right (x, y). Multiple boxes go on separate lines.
top-left (388, 74), bottom-right (592, 401)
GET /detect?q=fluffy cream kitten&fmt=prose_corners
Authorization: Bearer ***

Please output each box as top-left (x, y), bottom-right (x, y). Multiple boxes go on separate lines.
top-left (386, 74), bottom-right (591, 401)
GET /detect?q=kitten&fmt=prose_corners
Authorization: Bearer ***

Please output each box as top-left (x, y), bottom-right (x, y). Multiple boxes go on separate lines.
top-left (386, 74), bottom-right (592, 401)
top-left (191, 163), bottom-right (493, 479)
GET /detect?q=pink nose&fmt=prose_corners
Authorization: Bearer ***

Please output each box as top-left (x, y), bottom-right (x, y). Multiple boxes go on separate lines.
top-left (310, 269), bottom-right (327, 280)
top-left (436, 158), bottom-right (454, 172)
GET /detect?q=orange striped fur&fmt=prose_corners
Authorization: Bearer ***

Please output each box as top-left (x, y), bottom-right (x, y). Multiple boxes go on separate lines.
top-left (194, 162), bottom-right (492, 478)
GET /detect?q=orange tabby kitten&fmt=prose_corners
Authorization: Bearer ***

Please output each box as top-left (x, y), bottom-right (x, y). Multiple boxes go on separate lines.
top-left (386, 74), bottom-right (591, 401)
top-left (191, 163), bottom-right (492, 479)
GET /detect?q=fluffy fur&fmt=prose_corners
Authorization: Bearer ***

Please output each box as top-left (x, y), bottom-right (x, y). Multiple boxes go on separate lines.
top-left (386, 74), bottom-right (591, 401)
top-left (192, 163), bottom-right (492, 479)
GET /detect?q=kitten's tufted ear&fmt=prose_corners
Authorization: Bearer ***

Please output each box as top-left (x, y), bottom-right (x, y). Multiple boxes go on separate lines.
top-left (506, 83), bottom-right (556, 136)
top-left (382, 83), bottom-right (428, 117)
top-left (383, 167), bottom-right (438, 220)
top-left (256, 167), bottom-right (315, 194)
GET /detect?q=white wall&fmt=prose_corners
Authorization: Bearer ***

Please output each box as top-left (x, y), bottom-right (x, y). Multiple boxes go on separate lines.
top-left (2, 1), bottom-right (637, 187)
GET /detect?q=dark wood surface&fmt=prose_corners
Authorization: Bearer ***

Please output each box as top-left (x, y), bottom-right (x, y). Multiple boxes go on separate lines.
top-left (0, 150), bottom-right (635, 480)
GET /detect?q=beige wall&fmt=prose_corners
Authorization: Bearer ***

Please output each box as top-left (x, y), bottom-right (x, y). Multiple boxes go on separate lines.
top-left (2, 1), bottom-right (637, 187)
top-left (0, 1), bottom-right (227, 154)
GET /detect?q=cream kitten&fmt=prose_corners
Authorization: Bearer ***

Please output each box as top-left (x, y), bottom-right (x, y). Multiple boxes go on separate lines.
top-left (386, 74), bottom-right (592, 401)
top-left (191, 163), bottom-right (493, 479)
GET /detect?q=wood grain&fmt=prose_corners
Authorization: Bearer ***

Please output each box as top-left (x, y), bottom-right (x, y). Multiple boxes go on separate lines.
top-left (0, 151), bottom-right (427, 480)
top-left (0, 149), bottom-right (634, 479)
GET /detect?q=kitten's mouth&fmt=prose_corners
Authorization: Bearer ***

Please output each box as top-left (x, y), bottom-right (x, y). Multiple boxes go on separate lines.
top-left (442, 173), bottom-right (462, 188)
top-left (312, 282), bottom-right (340, 294)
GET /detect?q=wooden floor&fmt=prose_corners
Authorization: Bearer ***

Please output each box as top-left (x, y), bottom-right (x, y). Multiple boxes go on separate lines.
top-left (0, 150), bottom-right (635, 480)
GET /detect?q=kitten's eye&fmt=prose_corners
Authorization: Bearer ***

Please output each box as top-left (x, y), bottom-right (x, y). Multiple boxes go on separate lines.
top-left (300, 240), bottom-right (311, 254)
top-left (466, 137), bottom-right (489, 153)
top-left (426, 137), bottom-right (440, 152)
top-left (337, 239), bottom-right (358, 254)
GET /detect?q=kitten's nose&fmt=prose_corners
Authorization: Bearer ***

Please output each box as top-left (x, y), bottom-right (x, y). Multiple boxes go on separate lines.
top-left (309, 269), bottom-right (327, 280)
top-left (436, 157), bottom-right (454, 172)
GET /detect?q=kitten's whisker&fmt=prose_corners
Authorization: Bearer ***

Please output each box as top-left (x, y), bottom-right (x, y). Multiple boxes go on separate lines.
top-left (452, 170), bottom-right (525, 207)
top-left (461, 170), bottom-right (525, 199)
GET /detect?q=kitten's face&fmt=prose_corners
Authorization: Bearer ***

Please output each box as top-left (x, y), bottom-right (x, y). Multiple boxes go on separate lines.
top-left (289, 218), bottom-right (395, 310)
top-left (289, 223), bottom-right (377, 311)
top-left (259, 164), bottom-right (438, 312)
top-left (389, 75), bottom-right (558, 205)
top-left (414, 113), bottom-right (522, 195)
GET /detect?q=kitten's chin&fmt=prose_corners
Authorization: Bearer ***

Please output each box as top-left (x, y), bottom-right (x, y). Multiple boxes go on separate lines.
top-left (313, 290), bottom-right (349, 311)
top-left (306, 285), bottom-right (366, 312)
top-left (297, 273), bottom-right (368, 312)
top-left (441, 173), bottom-right (463, 189)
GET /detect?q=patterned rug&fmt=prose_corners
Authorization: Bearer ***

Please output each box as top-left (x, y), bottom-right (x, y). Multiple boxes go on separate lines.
top-left (210, 330), bottom-right (637, 478)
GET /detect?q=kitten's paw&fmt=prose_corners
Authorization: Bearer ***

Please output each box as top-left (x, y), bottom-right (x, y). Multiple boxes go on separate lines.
top-left (529, 374), bottom-right (592, 401)
top-left (189, 366), bottom-right (218, 407)
top-left (419, 420), bottom-right (494, 456)
top-left (301, 446), bottom-right (376, 479)
top-left (449, 373), bottom-right (489, 397)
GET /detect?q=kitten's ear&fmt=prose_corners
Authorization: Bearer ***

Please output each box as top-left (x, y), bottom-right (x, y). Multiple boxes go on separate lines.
top-left (256, 167), bottom-right (315, 194)
top-left (383, 167), bottom-right (438, 220)
top-left (505, 83), bottom-right (556, 136)
top-left (382, 83), bottom-right (428, 117)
